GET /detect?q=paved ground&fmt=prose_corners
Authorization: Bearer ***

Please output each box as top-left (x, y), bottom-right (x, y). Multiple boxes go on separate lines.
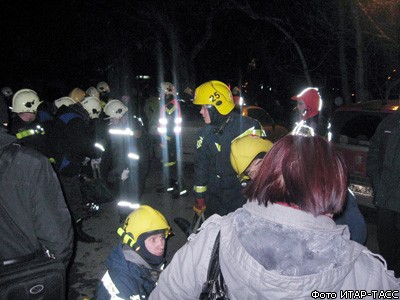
top-left (67, 160), bottom-right (380, 299)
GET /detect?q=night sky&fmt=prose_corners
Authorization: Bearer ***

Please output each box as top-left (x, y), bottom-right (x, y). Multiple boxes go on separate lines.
top-left (1, 1), bottom-right (398, 106)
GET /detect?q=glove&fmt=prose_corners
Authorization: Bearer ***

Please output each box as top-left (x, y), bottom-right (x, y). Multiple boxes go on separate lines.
top-left (193, 198), bottom-right (206, 216)
top-left (82, 157), bottom-right (91, 166)
top-left (121, 168), bottom-right (130, 181)
top-left (91, 158), bottom-right (102, 165)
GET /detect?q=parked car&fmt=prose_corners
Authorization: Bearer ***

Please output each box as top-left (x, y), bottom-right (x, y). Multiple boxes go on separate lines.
top-left (179, 102), bottom-right (289, 163)
top-left (330, 100), bottom-right (400, 208)
top-left (238, 105), bottom-right (289, 142)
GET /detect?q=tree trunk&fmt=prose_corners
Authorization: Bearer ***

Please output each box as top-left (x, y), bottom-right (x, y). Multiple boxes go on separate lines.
top-left (338, 0), bottom-right (352, 105)
top-left (350, 0), bottom-right (366, 102)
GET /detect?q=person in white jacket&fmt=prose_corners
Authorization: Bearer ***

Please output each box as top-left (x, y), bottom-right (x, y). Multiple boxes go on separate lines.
top-left (150, 134), bottom-right (399, 300)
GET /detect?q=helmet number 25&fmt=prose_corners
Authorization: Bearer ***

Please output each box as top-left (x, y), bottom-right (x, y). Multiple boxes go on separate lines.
top-left (210, 92), bottom-right (220, 102)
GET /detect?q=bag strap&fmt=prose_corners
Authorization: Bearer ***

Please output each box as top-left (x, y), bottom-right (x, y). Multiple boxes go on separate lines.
top-left (199, 231), bottom-right (229, 299)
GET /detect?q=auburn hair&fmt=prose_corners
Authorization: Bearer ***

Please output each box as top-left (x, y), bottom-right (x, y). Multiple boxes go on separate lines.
top-left (244, 135), bottom-right (348, 216)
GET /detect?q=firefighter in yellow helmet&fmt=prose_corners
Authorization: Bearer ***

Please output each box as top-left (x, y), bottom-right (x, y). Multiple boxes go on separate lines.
top-left (192, 80), bottom-right (264, 217)
top-left (97, 205), bottom-right (172, 299)
top-left (230, 135), bottom-right (273, 184)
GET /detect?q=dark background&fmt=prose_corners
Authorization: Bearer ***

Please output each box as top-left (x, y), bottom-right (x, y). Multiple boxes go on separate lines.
top-left (1, 0), bottom-right (399, 125)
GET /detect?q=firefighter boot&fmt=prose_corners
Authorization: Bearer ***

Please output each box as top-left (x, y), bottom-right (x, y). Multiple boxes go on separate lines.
top-left (75, 220), bottom-right (99, 243)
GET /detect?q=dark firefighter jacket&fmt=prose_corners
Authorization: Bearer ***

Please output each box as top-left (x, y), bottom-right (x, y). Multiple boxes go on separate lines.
top-left (193, 111), bottom-right (263, 216)
top-left (0, 126), bottom-right (73, 267)
top-left (50, 103), bottom-right (101, 177)
top-left (97, 243), bottom-right (163, 300)
top-left (8, 114), bottom-right (51, 157)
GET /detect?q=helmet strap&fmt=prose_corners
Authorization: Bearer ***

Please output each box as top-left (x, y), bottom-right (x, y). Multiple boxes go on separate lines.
top-left (117, 227), bottom-right (140, 251)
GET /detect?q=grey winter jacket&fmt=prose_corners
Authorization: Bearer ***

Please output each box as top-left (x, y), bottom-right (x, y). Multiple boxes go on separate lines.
top-left (0, 126), bottom-right (73, 267)
top-left (150, 201), bottom-right (399, 299)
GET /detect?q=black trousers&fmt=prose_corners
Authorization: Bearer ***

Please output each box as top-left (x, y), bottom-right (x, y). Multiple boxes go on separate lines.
top-left (377, 207), bottom-right (400, 277)
top-left (58, 175), bottom-right (82, 223)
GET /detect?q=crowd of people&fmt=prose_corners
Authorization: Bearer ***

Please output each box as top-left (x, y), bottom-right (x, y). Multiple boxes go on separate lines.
top-left (0, 81), bottom-right (399, 299)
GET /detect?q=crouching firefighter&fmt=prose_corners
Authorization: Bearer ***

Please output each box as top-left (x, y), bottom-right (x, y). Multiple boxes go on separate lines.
top-left (97, 205), bottom-right (172, 300)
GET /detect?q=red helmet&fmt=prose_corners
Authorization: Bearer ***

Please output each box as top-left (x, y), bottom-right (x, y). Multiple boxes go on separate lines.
top-left (291, 88), bottom-right (321, 120)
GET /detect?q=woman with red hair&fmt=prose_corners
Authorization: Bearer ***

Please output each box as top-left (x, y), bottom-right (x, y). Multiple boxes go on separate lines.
top-left (150, 135), bottom-right (399, 300)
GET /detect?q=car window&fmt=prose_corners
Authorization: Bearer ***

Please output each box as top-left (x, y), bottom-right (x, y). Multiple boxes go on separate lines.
top-left (331, 111), bottom-right (390, 146)
top-left (246, 108), bottom-right (274, 126)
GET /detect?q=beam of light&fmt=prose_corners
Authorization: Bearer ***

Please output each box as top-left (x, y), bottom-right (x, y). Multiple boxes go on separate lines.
top-left (117, 201), bottom-right (140, 209)
top-left (109, 128), bottom-right (134, 136)
top-left (94, 143), bottom-right (105, 152)
top-left (128, 152), bottom-right (140, 160)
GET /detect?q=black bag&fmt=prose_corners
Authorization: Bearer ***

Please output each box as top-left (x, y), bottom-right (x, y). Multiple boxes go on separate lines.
top-left (0, 255), bottom-right (66, 300)
top-left (80, 178), bottom-right (115, 204)
top-left (0, 142), bottom-right (66, 300)
top-left (199, 232), bottom-right (230, 300)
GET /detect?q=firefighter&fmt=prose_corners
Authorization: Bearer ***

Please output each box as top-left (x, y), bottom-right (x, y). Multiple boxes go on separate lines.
top-left (7, 89), bottom-right (51, 156)
top-left (49, 96), bottom-right (103, 243)
top-left (103, 99), bottom-right (151, 220)
top-left (156, 82), bottom-right (187, 199)
top-left (291, 87), bottom-right (326, 136)
top-left (192, 80), bottom-right (263, 217)
top-left (97, 205), bottom-right (172, 300)
top-left (230, 135), bottom-right (274, 186)
top-left (96, 81), bottom-right (111, 105)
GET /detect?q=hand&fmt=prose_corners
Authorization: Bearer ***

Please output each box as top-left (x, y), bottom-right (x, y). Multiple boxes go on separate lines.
top-left (193, 198), bottom-right (206, 216)
top-left (121, 168), bottom-right (130, 181)
top-left (91, 158), bottom-right (102, 165)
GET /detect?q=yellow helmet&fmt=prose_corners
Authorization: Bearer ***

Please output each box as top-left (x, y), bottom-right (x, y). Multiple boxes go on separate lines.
top-left (69, 88), bottom-right (86, 102)
top-left (117, 205), bottom-right (171, 250)
top-left (230, 135), bottom-right (273, 177)
top-left (193, 80), bottom-right (234, 115)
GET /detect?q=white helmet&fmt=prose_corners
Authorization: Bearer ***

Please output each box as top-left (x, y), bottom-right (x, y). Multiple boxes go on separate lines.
top-left (96, 82), bottom-right (110, 94)
top-left (81, 96), bottom-right (102, 119)
top-left (160, 82), bottom-right (175, 95)
top-left (54, 97), bottom-right (76, 109)
top-left (86, 86), bottom-right (100, 99)
top-left (1, 87), bottom-right (13, 97)
top-left (12, 89), bottom-right (42, 113)
top-left (104, 99), bottom-right (128, 119)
